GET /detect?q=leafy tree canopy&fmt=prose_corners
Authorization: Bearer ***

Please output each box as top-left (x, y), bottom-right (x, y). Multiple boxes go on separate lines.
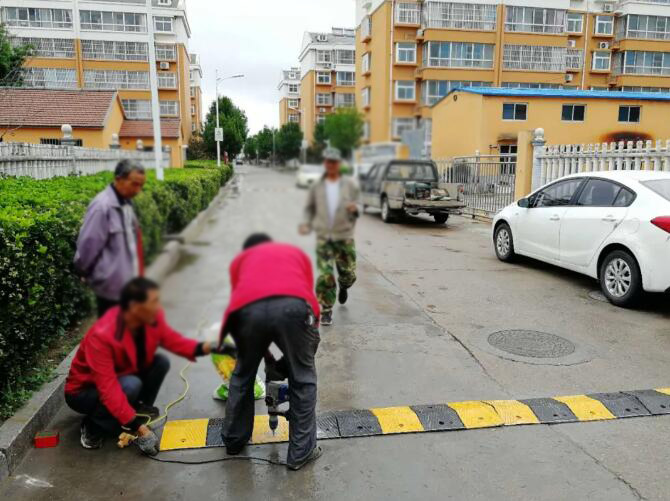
top-left (202, 96), bottom-right (249, 159)
top-left (323, 108), bottom-right (364, 160)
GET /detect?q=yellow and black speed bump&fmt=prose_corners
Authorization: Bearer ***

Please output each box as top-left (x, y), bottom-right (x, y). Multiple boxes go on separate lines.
top-left (159, 388), bottom-right (670, 451)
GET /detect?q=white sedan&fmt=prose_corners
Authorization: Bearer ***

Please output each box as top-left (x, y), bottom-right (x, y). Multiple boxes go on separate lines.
top-left (296, 164), bottom-right (324, 189)
top-left (493, 171), bottom-right (670, 307)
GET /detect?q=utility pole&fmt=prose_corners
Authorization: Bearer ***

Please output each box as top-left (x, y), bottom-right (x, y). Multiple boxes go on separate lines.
top-left (146, 0), bottom-right (164, 179)
top-left (272, 129), bottom-right (276, 167)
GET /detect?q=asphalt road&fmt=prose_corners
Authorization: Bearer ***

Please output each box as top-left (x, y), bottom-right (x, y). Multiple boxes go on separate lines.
top-left (2, 165), bottom-right (669, 500)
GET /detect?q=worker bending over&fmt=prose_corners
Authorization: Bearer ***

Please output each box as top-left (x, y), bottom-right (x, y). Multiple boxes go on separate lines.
top-left (65, 278), bottom-right (216, 454)
top-left (221, 234), bottom-right (322, 470)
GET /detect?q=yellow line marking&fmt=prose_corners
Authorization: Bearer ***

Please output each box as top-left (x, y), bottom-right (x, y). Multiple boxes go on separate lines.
top-left (370, 406), bottom-right (424, 434)
top-left (553, 395), bottom-right (616, 421)
top-left (159, 418), bottom-right (209, 451)
top-left (655, 388), bottom-right (670, 396)
top-left (485, 400), bottom-right (540, 426)
top-left (250, 415), bottom-right (289, 444)
top-left (448, 401), bottom-right (503, 429)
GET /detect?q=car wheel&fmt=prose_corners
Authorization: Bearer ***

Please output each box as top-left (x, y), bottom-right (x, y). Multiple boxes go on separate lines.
top-left (433, 214), bottom-right (449, 225)
top-left (381, 197), bottom-right (395, 223)
top-left (599, 250), bottom-right (642, 308)
top-left (494, 223), bottom-right (516, 262)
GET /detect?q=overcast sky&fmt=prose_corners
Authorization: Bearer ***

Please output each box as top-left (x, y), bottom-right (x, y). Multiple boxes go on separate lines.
top-left (187, 0), bottom-right (356, 134)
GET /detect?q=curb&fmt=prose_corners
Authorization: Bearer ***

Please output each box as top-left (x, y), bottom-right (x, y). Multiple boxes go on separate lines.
top-left (0, 182), bottom-right (231, 482)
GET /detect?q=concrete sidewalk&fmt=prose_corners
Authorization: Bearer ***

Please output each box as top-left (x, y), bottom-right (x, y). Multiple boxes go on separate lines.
top-left (1, 165), bottom-right (667, 500)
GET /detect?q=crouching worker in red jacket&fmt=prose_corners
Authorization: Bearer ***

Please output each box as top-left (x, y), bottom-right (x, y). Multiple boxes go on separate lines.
top-left (65, 277), bottom-right (216, 454)
top-left (221, 233), bottom-right (322, 470)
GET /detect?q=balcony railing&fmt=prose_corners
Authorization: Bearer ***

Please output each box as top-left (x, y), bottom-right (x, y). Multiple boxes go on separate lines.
top-left (566, 49), bottom-right (583, 70)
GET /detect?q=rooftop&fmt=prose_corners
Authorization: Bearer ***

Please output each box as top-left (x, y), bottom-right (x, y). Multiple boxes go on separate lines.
top-left (119, 119), bottom-right (181, 139)
top-left (0, 88), bottom-right (118, 128)
top-left (452, 87), bottom-right (670, 102)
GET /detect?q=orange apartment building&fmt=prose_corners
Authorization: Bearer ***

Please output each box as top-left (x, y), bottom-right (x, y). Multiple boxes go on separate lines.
top-left (355, 0), bottom-right (670, 159)
top-left (278, 67), bottom-right (301, 128)
top-left (299, 28), bottom-right (357, 143)
top-left (190, 52), bottom-right (203, 134)
top-left (0, 0), bottom-right (203, 167)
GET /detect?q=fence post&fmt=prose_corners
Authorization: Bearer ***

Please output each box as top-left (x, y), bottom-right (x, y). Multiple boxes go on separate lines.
top-left (530, 128), bottom-right (546, 192)
top-left (61, 124), bottom-right (77, 176)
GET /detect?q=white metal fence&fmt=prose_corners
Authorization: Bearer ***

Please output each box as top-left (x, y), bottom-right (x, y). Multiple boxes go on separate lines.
top-left (535, 139), bottom-right (670, 187)
top-left (0, 142), bottom-right (167, 179)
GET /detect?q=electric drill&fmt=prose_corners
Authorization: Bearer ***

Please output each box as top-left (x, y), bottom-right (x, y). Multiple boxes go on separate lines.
top-left (265, 381), bottom-right (289, 434)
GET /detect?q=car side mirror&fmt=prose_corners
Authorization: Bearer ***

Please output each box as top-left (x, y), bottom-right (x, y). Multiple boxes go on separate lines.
top-left (518, 198), bottom-right (529, 208)
top-left (359, 173), bottom-right (368, 180)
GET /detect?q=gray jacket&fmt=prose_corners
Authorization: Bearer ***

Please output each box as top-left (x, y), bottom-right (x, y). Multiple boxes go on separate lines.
top-left (74, 185), bottom-right (140, 301)
top-left (303, 176), bottom-right (360, 241)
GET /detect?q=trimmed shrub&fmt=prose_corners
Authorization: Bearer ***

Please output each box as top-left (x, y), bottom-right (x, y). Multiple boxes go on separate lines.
top-left (0, 164), bottom-right (232, 419)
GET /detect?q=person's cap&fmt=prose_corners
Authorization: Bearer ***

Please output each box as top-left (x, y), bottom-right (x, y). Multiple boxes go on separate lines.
top-left (323, 147), bottom-right (342, 162)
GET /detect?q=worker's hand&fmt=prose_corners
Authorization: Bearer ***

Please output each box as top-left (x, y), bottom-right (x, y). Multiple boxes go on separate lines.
top-left (136, 426), bottom-right (159, 456)
top-left (298, 224), bottom-right (311, 236)
top-left (201, 342), bottom-right (213, 355)
top-left (346, 202), bottom-right (358, 213)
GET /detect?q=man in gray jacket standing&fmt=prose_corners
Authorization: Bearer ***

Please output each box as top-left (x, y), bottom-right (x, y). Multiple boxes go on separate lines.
top-left (75, 160), bottom-right (146, 317)
top-left (300, 148), bottom-right (359, 326)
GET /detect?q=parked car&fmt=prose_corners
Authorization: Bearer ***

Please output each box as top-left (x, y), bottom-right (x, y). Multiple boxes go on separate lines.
top-left (493, 171), bottom-right (670, 307)
top-left (235, 158), bottom-right (243, 166)
top-left (360, 160), bottom-right (466, 224)
top-left (296, 164), bottom-right (324, 188)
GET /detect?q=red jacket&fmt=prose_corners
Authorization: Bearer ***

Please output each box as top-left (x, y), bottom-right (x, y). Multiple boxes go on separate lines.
top-left (220, 242), bottom-right (319, 340)
top-left (65, 307), bottom-right (199, 425)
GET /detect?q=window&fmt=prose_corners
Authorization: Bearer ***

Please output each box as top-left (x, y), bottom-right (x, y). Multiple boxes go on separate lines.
top-left (613, 187), bottom-right (636, 207)
top-left (316, 93), bottom-right (333, 106)
top-left (288, 84), bottom-right (299, 94)
top-left (532, 179), bottom-right (584, 208)
top-left (40, 138), bottom-right (83, 147)
top-left (396, 43), bottom-right (416, 63)
top-left (617, 51), bottom-right (670, 76)
top-left (155, 44), bottom-right (176, 61)
top-left (84, 70), bottom-right (149, 89)
top-left (317, 71), bottom-right (331, 84)
top-left (11, 38), bottom-right (75, 58)
top-left (562, 104), bottom-right (585, 122)
top-left (361, 15), bottom-right (372, 39)
top-left (423, 2), bottom-right (497, 31)
top-left (335, 93), bottom-right (355, 108)
top-left (80, 11), bottom-right (146, 32)
top-left (505, 7), bottom-right (566, 34)
top-left (595, 15), bottom-right (614, 35)
top-left (3, 7), bottom-right (73, 29)
top-left (423, 41), bottom-right (494, 68)
top-left (122, 99), bottom-right (152, 120)
top-left (22, 68), bottom-right (77, 89)
top-left (502, 103), bottom-right (527, 120)
top-left (421, 80), bottom-right (491, 105)
top-left (288, 114), bottom-right (300, 123)
top-left (288, 99), bottom-right (299, 108)
top-left (316, 50), bottom-right (332, 64)
top-left (191, 104), bottom-right (196, 115)
top-left (503, 45), bottom-right (567, 72)
top-left (392, 117), bottom-right (415, 138)
top-left (618, 105), bottom-right (641, 123)
top-left (160, 100), bottom-right (179, 117)
top-left (336, 49), bottom-right (355, 65)
top-left (316, 115), bottom-right (326, 125)
top-left (502, 82), bottom-right (561, 89)
top-left (567, 13), bottom-right (583, 33)
top-left (621, 86), bottom-right (670, 92)
top-left (387, 163), bottom-right (437, 181)
top-left (395, 80), bottom-right (415, 101)
top-left (154, 16), bottom-right (173, 33)
top-left (157, 0), bottom-right (172, 5)
top-left (395, 3), bottom-right (420, 24)
top-left (336, 71), bottom-right (355, 86)
top-left (288, 71), bottom-right (297, 79)
top-left (626, 15), bottom-right (670, 41)
top-left (566, 49), bottom-right (584, 70)
top-left (592, 51), bottom-right (611, 71)
top-left (157, 72), bottom-right (177, 89)
top-left (577, 179), bottom-right (623, 207)
top-left (362, 87), bottom-right (371, 107)
top-left (362, 53), bottom-right (371, 73)
top-left (81, 40), bottom-right (149, 61)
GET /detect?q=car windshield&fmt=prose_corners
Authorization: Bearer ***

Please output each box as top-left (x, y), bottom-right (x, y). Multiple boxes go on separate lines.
top-left (301, 165), bottom-right (324, 174)
top-left (386, 163), bottom-right (437, 182)
top-left (641, 179), bottom-right (670, 202)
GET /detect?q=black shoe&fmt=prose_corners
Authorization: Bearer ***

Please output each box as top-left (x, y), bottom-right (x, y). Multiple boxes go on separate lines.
top-left (287, 446), bottom-right (323, 471)
top-left (338, 287), bottom-right (348, 305)
top-left (225, 444), bottom-right (245, 456)
top-left (80, 419), bottom-right (104, 450)
top-left (320, 311), bottom-right (333, 326)
top-left (135, 403), bottom-right (160, 419)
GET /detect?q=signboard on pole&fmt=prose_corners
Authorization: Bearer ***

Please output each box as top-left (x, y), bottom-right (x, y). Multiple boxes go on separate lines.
top-left (215, 128), bottom-right (224, 142)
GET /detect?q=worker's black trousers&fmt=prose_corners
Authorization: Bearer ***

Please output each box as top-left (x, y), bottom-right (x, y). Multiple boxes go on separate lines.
top-left (223, 297), bottom-right (320, 465)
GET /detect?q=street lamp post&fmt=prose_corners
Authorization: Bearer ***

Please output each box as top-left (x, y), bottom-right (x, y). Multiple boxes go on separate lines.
top-left (214, 71), bottom-right (244, 167)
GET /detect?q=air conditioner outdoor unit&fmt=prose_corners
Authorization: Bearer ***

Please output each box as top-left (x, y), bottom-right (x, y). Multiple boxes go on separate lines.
top-left (322, 62), bottom-right (332, 69)
top-left (319, 108), bottom-right (327, 113)
top-left (565, 74), bottom-right (574, 82)
top-left (317, 35), bottom-right (328, 42)
top-left (599, 42), bottom-right (610, 49)
top-left (568, 40), bottom-right (577, 48)
top-left (159, 61), bottom-right (170, 70)
top-left (603, 4), bottom-right (614, 13)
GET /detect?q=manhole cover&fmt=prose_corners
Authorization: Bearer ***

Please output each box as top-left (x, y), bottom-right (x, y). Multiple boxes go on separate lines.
top-left (588, 290), bottom-right (608, 303)
top-left (487, 330), bottom-right (576, 359)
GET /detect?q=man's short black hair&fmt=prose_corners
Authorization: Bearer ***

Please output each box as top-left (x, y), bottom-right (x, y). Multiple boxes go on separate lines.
top-left (115, 159), bottom-right (146, 179)
top-left (243, 233), bottom-right (272, 250)
top-left (120, 277), bottom-right (159, 310)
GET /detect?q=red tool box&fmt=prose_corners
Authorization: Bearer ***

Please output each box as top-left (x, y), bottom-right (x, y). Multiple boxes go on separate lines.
top-left (34, 431), bottom-right (59, 448)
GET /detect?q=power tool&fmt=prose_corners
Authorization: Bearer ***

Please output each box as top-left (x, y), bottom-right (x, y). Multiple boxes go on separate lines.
top-left (264, 352), bottom-right (289, 435)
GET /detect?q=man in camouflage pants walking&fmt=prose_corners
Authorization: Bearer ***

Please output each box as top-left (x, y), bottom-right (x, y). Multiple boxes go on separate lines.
top-left (299, 148), bottom-right (359, 326)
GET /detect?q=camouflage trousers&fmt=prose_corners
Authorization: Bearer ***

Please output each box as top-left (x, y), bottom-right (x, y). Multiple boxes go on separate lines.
top-left (316, 238), bottom-right (357, 313)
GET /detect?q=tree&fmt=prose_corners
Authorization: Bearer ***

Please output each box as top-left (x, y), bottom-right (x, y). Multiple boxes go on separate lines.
top-left (202, 96), bottom-right (248, 160)
top-left (323, 108), bottom-right (364, 160)
top-left (275, 123), bottom-right (303, 162)
top-left (243, 135), bottom-right (257, 161)
top-left (306, 122), bottom-right (328, 163)
top-left (254, 126), bottom-right (275, 160)
top-left (0, 23), bottom-right (32, 86)
top-left (186, 132), bottom-right (209, 160)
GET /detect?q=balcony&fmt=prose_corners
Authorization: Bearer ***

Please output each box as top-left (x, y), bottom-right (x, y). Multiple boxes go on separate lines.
top-left (566, 49), bottom-right (584, 72)
top-left (395, 3), bottom-right (421, 26)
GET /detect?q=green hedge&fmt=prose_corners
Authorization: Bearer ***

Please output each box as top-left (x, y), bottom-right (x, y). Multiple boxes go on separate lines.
top-left (0, 164), bottom-right (232, 419)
